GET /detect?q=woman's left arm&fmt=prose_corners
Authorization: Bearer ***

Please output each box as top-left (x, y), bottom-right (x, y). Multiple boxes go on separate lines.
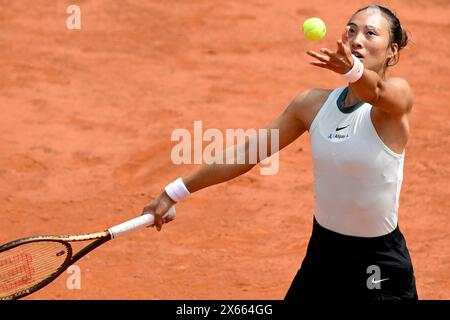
top-left (349, 71), bottom-right (414, 117)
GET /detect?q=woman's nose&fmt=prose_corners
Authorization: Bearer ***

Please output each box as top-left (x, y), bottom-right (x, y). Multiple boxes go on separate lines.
top-left (350, 32), bottom-right (364, 48)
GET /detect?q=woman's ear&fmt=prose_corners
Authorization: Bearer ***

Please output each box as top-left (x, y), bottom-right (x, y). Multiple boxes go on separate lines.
top-left (386, 43), bottom-right (398, 65)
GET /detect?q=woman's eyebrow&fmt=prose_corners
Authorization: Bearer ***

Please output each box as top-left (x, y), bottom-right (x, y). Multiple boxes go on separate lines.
top-left (347, 22), bottom-right (381, 31)
top-left (366, 25), bottom-right (381, 31)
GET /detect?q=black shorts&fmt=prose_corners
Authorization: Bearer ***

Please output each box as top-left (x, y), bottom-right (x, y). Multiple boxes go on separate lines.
top-left (285, 217), bottom-right (418, 301)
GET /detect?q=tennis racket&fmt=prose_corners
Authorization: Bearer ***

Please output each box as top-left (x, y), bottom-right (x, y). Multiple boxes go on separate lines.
top-left (0, 206), bottom-right (176, 300)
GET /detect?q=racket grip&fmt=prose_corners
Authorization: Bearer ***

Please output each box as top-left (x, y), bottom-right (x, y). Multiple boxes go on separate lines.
top-left (108, 206), bottom-right (176, 239)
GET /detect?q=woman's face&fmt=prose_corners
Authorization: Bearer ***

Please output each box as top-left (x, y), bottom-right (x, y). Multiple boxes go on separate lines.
top-left (346, 8), bottom-right (397, 77)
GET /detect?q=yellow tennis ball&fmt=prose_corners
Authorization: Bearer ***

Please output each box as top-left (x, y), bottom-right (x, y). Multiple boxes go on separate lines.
top-left (302, 17), bottom-right (327, 41)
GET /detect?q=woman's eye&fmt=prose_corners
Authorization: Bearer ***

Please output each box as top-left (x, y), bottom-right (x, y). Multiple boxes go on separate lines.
top-left (367, 31), bottom-right (376, 36)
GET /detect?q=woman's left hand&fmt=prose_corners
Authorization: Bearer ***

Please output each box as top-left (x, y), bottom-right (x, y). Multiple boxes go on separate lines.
top-left (306, 27), bottom-right (355, 74)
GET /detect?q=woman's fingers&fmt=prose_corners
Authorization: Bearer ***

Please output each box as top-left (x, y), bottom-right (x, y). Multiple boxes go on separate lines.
top-left (319, 48), bottom-right (335, 57)
top-left (154, 200), bottom-right (177, 231)
top-left (337, 27), bottom-right (351, 54)
top-left (163, 214), bottom-right (175, 223)
top-left (141, 191), bottom-right (177, 231)
top-left (309, 61), bottom-right (329, 69)
top-left (154, 204), bottom-right (167, 232)
top-left (336, 40), bottom-right (347, 54)
top-left (306, 50), bottom-right (329, 63)
top-left (307, 27), bottom-right (352, 74)
top-left (307, 49), bottom-right (338, 70)
top-left (342, 26), bottom-right (350, 45)
top-left (142, 201), bottom-right (156, 227)
top-left (162, 207), bottom-right (176, 221)
top-left (142, 197), bottom-right (159, 214)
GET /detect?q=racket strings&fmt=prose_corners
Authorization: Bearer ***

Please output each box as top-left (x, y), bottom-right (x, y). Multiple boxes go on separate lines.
top-left (0, 241), bottom-right (70, 299)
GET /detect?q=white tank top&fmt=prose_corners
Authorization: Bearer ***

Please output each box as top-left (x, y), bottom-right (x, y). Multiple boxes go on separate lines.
top-left (309, 86), bottom-right (405, 237)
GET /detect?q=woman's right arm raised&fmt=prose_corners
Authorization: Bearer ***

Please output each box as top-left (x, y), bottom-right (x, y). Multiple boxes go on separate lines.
top-left (143, 89), bottom-right (316, 230)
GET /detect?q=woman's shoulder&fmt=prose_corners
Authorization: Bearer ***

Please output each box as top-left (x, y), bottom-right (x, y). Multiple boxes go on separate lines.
top-left (294, 87), bottom-right (335, 106)
top-left (292, 87), bottom-right (336, 130)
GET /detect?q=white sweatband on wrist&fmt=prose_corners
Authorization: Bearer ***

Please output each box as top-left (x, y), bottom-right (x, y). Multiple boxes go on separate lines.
top-left (164, 178), bottom-right (190, 202)
top-left (342, 54), bottom-right (364, 83)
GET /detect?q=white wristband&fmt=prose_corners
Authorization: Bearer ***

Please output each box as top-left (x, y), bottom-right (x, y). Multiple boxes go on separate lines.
top-left (342, 54), bottom-right (364, 83)
top-left (164, 178), bottom-right (190, 202)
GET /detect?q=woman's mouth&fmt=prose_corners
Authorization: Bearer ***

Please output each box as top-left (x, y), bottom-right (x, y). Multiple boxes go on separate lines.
top-left (352, 51), bottom-right (364, 60)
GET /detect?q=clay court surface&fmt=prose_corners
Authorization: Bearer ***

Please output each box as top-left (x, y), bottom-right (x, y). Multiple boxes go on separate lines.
top-left (0, 0), bottom-right (448, 299)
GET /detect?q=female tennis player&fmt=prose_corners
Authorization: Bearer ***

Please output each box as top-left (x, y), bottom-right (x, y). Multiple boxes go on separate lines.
top-left (142, 5), bottom-right (418, 300)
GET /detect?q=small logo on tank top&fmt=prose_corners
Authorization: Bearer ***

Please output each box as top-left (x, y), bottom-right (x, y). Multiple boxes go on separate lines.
top-left (327, 123), bottom-right (351, 141)
top-left (327, 132), bottom-right (350, 140)
top-left (336, 124), bottom-right (350, 131)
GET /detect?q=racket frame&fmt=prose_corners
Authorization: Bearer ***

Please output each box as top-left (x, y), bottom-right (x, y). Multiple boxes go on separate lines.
top-left (0, 233), bottom-right (111, 300)
top-left (0, 207), bottom-right (176, 300)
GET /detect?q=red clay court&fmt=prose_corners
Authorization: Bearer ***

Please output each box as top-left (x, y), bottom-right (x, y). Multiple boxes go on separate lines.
top-left (0, 0), bottom-right (448, 299)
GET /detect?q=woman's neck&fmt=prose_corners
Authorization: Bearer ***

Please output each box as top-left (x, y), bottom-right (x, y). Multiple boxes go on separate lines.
top-left (343, 70), bottom-right (387, 108)
top-left (344, 86), bottom-right (360, 108)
